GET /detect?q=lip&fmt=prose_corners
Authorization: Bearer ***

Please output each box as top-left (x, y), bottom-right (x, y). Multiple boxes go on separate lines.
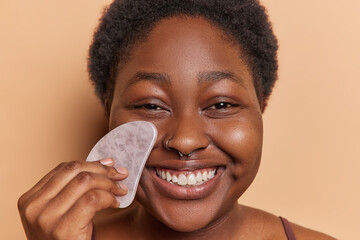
top-left (144, 165), bottom-right (225, 200)
top-left (146, 159), bottom-right (225, 170)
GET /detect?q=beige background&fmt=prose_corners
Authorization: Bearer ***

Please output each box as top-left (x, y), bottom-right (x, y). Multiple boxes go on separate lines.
top-left (1, 0), bottom-right (359, 239)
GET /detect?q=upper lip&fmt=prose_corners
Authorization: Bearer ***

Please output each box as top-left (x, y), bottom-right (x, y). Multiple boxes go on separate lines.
top-left (146, 159), bottom-right (225, 171)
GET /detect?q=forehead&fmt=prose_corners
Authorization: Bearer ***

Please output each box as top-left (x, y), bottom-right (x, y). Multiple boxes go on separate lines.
top-left (115, 16), bottom-right (254, 90)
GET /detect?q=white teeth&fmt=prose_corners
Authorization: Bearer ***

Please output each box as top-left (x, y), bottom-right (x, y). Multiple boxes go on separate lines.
top-left (196, 172), bottom-right (203, 182)
top-left (208, 170), bottom-right (215, 179)
top-left (172, 174), bottom-right (178, 183)
top-left (187, 174), bottom-right (197, 185)
top-left (202, 171), bottom-right (208, 181)
top-left (156, 168), bottom-right (218, 186)
top-left (178, 174), bottom-right (187, 186)
top-left (166, 172), bottom-right (172, 182)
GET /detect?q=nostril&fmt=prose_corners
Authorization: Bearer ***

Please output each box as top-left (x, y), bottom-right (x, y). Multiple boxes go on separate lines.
top-left (163, 132), bottom-right (210, 158)
top-left (165, 138), bottom-right (194, 158)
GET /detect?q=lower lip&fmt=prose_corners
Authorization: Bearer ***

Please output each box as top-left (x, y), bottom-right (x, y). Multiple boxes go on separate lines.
top-left (146, 167), bottom-right (224, 200)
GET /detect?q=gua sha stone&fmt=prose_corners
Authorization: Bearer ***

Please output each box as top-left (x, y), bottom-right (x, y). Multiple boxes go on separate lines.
top-left (86, 121), bottom-right (157, 208)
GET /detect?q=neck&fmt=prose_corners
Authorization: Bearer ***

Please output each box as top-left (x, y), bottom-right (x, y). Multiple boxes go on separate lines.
top-left (133, 203), bottom-right (245, 240)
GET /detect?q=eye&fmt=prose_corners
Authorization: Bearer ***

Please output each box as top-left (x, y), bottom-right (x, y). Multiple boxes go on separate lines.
top-left (134, 104), bottom-right (163, 111)
top-left (203, 99), bottom-right (243, 118)
top-left (208, 102), bottom-right (237, 110)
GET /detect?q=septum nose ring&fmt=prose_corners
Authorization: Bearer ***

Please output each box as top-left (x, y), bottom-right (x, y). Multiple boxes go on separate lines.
top-left (165, 139), bottom-right (192, 158)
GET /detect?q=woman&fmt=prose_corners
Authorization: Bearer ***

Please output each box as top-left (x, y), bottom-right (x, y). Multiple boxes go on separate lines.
top-left (18, 0), bottom-right (335, 239)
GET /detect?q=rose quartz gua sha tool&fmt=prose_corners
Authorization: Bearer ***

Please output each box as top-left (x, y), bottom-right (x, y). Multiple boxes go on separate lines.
top-left (86, 121), bottom-right (157, 208)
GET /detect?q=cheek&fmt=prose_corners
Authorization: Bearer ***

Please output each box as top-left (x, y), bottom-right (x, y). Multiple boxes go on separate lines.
top-left (212, 114), bottom-right (263, 177)
top-left (109, 110), bottom-right (145, 130)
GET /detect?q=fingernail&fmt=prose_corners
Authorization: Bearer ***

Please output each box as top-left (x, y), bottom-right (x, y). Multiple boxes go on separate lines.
top-left (115, 167), bottom-right (128, 175)
top-left (118, 183), bottom-right (128, 192)
top-left (113, 197), bottom-right (120, 208)
top-left (100, 158), bottom-right (113, 166)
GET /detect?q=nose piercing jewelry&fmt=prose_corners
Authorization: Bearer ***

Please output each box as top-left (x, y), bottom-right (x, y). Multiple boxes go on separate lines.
top-left (165, 139), bottom-right (171, 151)
top-left (178, 150), bottom-right (191, 158)
top-left (165, 138), bottom-right (192, 158)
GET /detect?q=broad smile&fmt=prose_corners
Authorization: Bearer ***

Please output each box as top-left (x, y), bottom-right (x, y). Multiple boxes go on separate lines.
top-left (155, 167), bottom-right (217, 187)
top-left (143, 165), bottom-right (226, 200)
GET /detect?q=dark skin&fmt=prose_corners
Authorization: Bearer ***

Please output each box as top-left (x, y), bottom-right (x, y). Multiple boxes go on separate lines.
top-left (109, 15), bottom-right (263, 234)
top-left (18, 16), bottom-right (335, 239)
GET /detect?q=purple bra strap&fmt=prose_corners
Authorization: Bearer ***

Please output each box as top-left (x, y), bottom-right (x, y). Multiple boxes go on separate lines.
top-left (91, 223), bottom-right (95, 240)
top-left (279, 217), bottom-right (296, 240)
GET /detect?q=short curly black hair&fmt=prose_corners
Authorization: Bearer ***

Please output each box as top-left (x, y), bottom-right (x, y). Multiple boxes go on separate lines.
top-left (88, 0), bottom-right (278, 114)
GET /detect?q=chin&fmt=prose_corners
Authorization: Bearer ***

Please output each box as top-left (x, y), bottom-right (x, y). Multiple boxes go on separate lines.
top-left (137, 198), bottom-right (225, 233)
top-left (136, 176), bottom-right (238, 233)
top-left (134, 156), bottom-right (260, 233)
top-left (162, 200), bottom-right (223, 232)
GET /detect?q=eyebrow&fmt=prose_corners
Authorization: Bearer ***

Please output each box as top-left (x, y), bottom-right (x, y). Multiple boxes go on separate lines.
top-left (123, 70), bottom-right (245, 90)
top-left (124, 72), bottom-right (171, 91)
top-left (197, 71), bottom-right (246, 88)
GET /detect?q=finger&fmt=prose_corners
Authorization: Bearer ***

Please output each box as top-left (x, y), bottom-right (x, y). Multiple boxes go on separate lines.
top-left (33, 159), bottom-right (126, 201)
top-left (20, 159), bottom-right (127, 220)
top-left (39, 171), bottom-right (127, 224)
top-left (52, 189), bottom-right (119, 239)
top-left (20, 158), bottom-right (115, 204)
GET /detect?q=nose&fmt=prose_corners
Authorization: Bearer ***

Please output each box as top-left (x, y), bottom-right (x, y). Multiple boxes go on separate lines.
top-left (164, 115), bottom-right (209, 157)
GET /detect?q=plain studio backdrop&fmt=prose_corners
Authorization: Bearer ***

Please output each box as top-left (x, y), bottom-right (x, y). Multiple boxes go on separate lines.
top-left (1, 0), bottom-right (359, 239)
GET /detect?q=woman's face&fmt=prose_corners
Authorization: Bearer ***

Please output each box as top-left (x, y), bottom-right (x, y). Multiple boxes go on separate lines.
top-left (109, 16), bottom-right (263, 232)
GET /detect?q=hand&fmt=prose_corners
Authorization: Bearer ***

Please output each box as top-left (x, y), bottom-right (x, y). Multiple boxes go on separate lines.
top-left (17, 159), bottom-right (128, 240)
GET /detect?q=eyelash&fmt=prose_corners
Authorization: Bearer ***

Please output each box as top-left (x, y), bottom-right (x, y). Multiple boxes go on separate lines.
top-left (132, 101), bottom-right (239, 112)
top-left (133, 104), bottom-right (163, 111)
top-left (206, 102), bottom-right (239, 110)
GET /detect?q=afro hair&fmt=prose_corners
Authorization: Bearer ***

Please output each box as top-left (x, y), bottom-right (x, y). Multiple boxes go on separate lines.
top-left (88, 0), bottom-right (278, 114)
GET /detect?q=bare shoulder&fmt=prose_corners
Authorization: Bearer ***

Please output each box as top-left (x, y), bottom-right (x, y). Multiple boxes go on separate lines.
top-left (240, 206), bottom-right (336, 240)
top-left (240, 206), bottom-right (288, 239)
top-left (289, 221), bottom-right (337, 240)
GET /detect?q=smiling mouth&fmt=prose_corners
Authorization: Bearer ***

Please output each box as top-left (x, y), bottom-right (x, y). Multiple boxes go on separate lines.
top-left (155, 167), bottom-right (218, 187)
